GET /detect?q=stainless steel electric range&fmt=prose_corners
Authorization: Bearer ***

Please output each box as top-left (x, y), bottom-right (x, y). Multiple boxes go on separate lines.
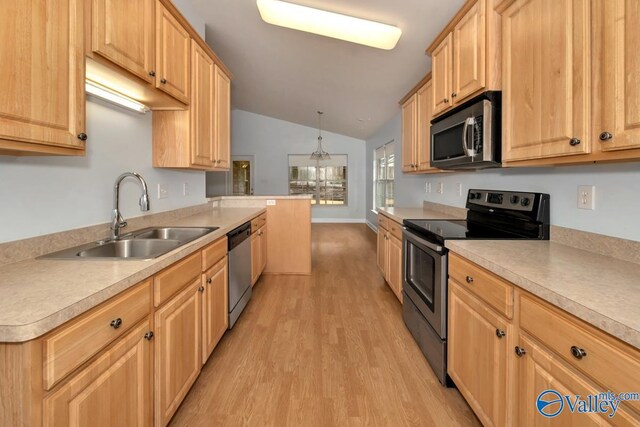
top-left (401, 189), bottom-right (550, 386)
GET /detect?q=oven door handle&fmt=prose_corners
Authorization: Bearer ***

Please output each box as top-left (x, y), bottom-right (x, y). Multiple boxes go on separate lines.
top-left (403, 227), bottom-right (445, 254)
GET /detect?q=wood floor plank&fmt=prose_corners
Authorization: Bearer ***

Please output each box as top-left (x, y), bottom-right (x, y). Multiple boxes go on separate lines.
top-left (170, 224), bottom-right (479, 427)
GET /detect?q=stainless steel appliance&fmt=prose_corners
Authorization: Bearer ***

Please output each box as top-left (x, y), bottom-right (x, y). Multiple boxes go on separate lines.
top-left (402, 189), bottom-right (550, 385)
top-left (430, 91), bottom-right (501, 170)
top-left (227, 222), bottom-right (252, 328)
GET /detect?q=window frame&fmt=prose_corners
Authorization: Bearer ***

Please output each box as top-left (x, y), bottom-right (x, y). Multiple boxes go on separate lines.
top-left (288, 154), bottom-right (348, 206)
top-left (373, 141), bottom-right (395, 212)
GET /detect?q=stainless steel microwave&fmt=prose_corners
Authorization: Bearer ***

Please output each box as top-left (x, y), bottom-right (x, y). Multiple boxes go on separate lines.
top-left (430, 91), bottom-right (501, 170)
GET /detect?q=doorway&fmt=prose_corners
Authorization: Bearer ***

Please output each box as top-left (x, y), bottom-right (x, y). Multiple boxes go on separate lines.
top-left (231, 156), bottom-right (254, 196)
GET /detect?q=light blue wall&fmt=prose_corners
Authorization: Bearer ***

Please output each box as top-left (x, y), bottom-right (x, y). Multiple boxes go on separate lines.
top-left (229, 110), bottom-right (367, 221)
top-left (366, 112), bottom-right (640, 242)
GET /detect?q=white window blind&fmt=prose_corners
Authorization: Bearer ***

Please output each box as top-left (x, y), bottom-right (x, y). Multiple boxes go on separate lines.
top-left (288, 155), bottom-right (348, 205)
top-left (374, 142), bottom-right (394, 211)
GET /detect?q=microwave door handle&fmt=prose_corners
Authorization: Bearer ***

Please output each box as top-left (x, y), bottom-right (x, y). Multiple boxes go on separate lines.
top-left (462, 119), bottom-right (470, 157)
top-left (467, 117), bottom-right (477, 159)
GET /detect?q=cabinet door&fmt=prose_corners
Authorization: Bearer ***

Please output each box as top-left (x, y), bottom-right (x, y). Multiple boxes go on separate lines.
top-left (260, 227), bottom-right (268, 274)
top-left (448, 281), bottom-right (511, 427)
top-left (453, 0), bottom-right (486, 103)
top-left (501, 0), bottom-right (590, 162)
top-left (431, 33), bottom-right (453, 117)
top-left (401, 94), bottom-right (417, 172)
top-left (0, 0), bottom-right (85, 152)
top-left (516, 334), bottom-right (640, 426)
top-left (376, 227), bottom-right (387, 276)
top-left (601, 0), bottom-right (640, 151)
top-left (387, 234), bottom-right (403, 303)
top-left (202, 256), bottom-right (228, 364)
top-left (251, 231), bottom-right (261, 286)
top-left (190, 41), bottom-right (215, 168)
top-left (214, 66), bottom-right (231, 170)
top-left (156, 1), bottom-right (190, 104)
top-left (92, 0), bottom-right (154, 83)
top-left (43, 321), bottom-right (152, 427)
top-left (416, 79), bottom-right (435, 171)
top-left (154, 279), bottom-right (201, 427)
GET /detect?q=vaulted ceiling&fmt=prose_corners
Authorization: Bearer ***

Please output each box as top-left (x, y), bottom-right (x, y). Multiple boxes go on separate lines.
top-left (191, 0), bottom-right (465, 139)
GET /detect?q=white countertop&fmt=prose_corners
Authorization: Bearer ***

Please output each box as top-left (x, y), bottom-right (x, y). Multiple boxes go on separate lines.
top-left (377, 207), bottom-right (466, 223)
top-left (0, 207), bottom-right (264, 342)
top-left (446, 240), bottom-right (640, 349)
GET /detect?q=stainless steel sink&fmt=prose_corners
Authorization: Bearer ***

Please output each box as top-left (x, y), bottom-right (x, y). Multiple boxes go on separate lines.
top-left (39, 226), bottom-right (219, 260)
top-left (76, 239), bottom-right (182, 259)
top-left (131, 227), bottom-right (218, 242)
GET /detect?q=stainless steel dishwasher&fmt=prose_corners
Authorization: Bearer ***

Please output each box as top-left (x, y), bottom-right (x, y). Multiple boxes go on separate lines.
top-left (227, 222), bottom-right (252, 328)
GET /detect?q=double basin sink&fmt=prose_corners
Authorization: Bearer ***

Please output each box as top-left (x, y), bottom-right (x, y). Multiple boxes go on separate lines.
top-left (40, 227), bottom-right (219, 260)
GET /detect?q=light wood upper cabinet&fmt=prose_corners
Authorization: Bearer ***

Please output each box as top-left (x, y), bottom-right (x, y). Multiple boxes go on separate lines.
top-left (156, 1), bottom-right (190, 104)
top-left (0, 0), bottom-right (86, 156)
top-left (190, 41), bottom-right (216, 168)
top-left (202, 256), bottom-right (228, 364)
top-left (401, 94), bottom-right (418, 172)
top-left (453, 0), bottom-right (486, 101)
top-left (154, 279), bottom-right (201, 427)
top-left (431, 33), bottom-right (454, 117)
top-left (92, 0), bottom-right (155, 83)
top-left (215, 65), bottom-right (231, 170)
top-left (498, 0), bottom-right (590, 162)
top-left (600, 0), bottom-right (640, 152)
top-left (43, 321), bottom-right (153, 427)
top-left (448, 280), bottom-right (511, 427)
top-left (416, 79), bottom-right (437, 171)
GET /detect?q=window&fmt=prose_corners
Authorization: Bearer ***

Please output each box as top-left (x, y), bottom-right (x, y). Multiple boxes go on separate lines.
top-left (374, 142), bottom-right (394, 211)
top-left (289, 155), bottom-right (348, 205)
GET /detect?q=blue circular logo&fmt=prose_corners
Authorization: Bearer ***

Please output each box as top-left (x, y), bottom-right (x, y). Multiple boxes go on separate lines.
top-left (537, 389), bottom-right (564, 418)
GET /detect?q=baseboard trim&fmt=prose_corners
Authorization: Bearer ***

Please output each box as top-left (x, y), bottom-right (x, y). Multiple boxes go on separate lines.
top-left (311, 218), bottom-right (367, 224)
top-left (366, 221), bottom-right (377, 233)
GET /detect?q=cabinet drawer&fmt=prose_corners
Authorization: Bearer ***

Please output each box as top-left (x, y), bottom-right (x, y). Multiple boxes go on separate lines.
top-left (449, 253), bottom-right (514, 318)
top-left (202, 236), bottom-right (227, 271)
top-left (388, 220), bottom-right (403, 241)
top-left (251, 213), bottom-right (267, 234)
top-left (378, 214), bottom-right (389, 230)
top-left (43, 280), bottom-right (151, 390)
top-left (154, 251), bottom-right (201, 307)
top-left (520, 294), bottom-right (640, 414)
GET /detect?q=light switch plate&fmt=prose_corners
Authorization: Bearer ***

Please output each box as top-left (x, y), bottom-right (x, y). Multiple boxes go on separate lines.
top-left (266, 199), bottom-right (276, 206)
top-left (577, 185), bottom-right (595, 210)
top-left (437, 182), bottom-right (444, 194)
top-left (425, 182), bottom-right (431, 193)
top-left (157, 184), bottom-right (168, 200)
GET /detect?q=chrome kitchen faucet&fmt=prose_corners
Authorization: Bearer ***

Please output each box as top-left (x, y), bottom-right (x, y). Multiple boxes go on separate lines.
top-left (111, 172), bottom-right (150, 240)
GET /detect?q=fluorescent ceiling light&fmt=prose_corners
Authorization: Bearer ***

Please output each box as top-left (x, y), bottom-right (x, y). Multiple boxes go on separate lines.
top-left (256, 0), bottom-right (402, 50)
top-left (85, 81), bottom-right (150, 114)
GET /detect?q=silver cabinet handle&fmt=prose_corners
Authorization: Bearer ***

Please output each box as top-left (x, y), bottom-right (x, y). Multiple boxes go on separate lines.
top-left (496, 329), bottom-right (505, 339)
top-left (110, 318), bottom-right (122, 329)
top-left (144, 331), bottom-right (154, 341)
top-left (515, 346), bottom-right (527, 357)
top-left (570, 346), bottom-right (587, 360)
top-left (198, 286), bottom-right (205, 293)
top-left (599, 132), bottom-right (613, 141)
top-left (160, 78), bottom-right (167, 84)
top-left (207, 277), bottom-right (212, 284)
top-left (569, 137), bottom-right (581, 146)
top-left (465, 276), bottom-right (474, 284)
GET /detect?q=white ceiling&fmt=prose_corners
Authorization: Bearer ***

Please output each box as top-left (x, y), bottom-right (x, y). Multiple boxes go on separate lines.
top-left (191, 0), bottom-right (465, 139)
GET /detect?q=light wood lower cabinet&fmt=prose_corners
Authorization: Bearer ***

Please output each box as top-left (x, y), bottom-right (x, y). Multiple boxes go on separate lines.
top-left (251, 224), bottom-right (268, 286)
top-left (448, 280), bottom-right (511, 427)
top-left (202, 255), bottom-right (228, 364)
top-left (264, 200), bottom-right (311, 275)
top-left (43, 320), bottom-right (153, 427)
top-left (154, 278), bottom-right (202, 427)
top-left (376, 214), bottom-right (403, 303)
top-left (449, 252), bottom-right (640, 427)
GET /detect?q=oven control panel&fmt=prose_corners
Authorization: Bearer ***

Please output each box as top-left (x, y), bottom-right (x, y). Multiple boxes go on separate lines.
top-left (467, 190), bottom-right (536, 212)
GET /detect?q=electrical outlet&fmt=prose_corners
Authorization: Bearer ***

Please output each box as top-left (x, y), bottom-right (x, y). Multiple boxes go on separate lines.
top-left (183, 183), bottom-right (189, 196)
top-left (437, 182), bottom-right (444, 194)
top-left (157, 184), bottom-right (168, 200)
top-left (577, 185), bottom-right (595, 210)
top-left (266, 199), bottom-right (276, 206)
top-left (425, 182), bottom-right (432, 193)
top-left (456, 183), bottom-right (463, 197)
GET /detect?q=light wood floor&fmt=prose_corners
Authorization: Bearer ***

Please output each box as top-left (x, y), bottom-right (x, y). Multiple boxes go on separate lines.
top-left (170, 224), bottom-right (480, 426)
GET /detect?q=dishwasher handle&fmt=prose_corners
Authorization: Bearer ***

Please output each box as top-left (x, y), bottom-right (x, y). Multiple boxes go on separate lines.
top-left (227, 222), bottom-right (252, 251)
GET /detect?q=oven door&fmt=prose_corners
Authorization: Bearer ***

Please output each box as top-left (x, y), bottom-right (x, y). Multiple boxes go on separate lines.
top-left (402, 228), bottom-right (447, 339)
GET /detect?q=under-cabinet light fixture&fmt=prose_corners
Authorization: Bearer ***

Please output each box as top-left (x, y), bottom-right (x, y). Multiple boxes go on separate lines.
top-left (85, 81), bottom-right (150, 114)
top-left (256, 0), bottom-right (402, 50)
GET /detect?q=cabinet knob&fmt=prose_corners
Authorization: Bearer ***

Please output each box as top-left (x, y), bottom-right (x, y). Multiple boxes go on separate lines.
top-left (160, 78), bottom-right (167, 84)
top-left (148, 70), bottom-right (156, 77)
top-left (465, 276), bottom-right (474, 284)
top-left (570, 346), bottom-right (587, 360)
top-left (77, 133), bottom-right (87, 141)
top-left (451, 92), bottom-right (457, 98)
top-left (110, 318), bottom-right (122, 329)
top-left (569, 137), bottom-right (581, 146)
top-left (496, 329), bottom-right (506, 339)
top-left (207, 277), bottom-right (212, 284)
top-left (144, 331), bottom-right (154, 341)
top-left (599, 131), bottom-right (613, 141)
top-left (515, 346), bottom-right (527, 357)
top-left (444, 98), bottom-right (449, 104)
top-left (198, 286), bottom-right (205, 292)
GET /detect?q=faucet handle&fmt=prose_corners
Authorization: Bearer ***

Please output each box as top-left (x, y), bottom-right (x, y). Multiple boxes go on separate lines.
top-left (120, 220), bottom-right (128, 228)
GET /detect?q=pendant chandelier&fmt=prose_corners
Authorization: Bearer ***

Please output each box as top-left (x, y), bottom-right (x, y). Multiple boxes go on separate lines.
top-left (310, 111), bottom-right (331, 160)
